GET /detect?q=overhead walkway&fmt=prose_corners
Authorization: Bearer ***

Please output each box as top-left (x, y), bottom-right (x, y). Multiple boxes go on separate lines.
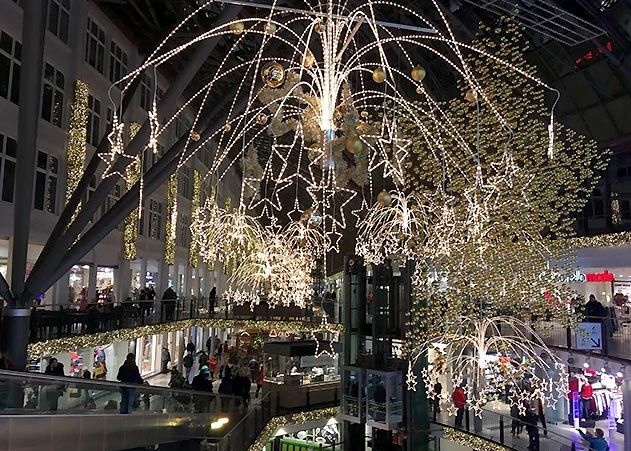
top-left (0, 369), bottom-right (244, 451)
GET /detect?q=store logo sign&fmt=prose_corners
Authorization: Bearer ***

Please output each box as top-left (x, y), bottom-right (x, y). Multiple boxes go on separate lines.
top-left (585, 271), bottom-right (614, 282)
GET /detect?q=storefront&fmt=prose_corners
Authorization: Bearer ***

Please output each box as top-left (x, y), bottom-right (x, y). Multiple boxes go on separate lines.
top-left (96, 265), bottom-right (116, 303)
top-left (68, 264), bottom-right (90, 304)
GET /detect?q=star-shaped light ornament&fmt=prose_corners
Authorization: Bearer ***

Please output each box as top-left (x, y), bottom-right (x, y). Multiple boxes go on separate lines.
top-left (364, 115), bottom-right (410, 186)
top-left (100, 114), bottom-right (134, 181)
top-left (313, 313), bottom-right (338, 358)
top-left (406, 361), bottom-right (418, 391)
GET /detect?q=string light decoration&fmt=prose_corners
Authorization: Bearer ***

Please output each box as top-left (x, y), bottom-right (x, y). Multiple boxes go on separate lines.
top-left (312, 313), bottom-right (339, 358)
top-left (247, 407), bottom-right (339, 451)
top-left (103, 0), bottom-right (563, 250)
top-left (401, 18), bottom-right (610, 339)
top-left (28, 317), bottom-right (344, 358)
top-left (226, 229), bottom-right (315, 309)
top-left (189, 170), bottom-right (201, 268)
top-left (355, 191), bottom-right (426, 266)
top-left (442, 429), bottom-right (510, 451)
top-left (123, 122), bottom-right (143, 260)
top-left (165, 173), bottom-right (177, 265)
top-left (408, 316), bottom-right (568, 418)
top-left (65, 80), bottom-right (89, 207)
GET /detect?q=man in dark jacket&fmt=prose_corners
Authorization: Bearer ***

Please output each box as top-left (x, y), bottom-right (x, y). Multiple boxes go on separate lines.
top-left (191, 366), bottom-right (213, 412)
top-left (162, 287), bottom-right (177, 321)
top-left (117, 353), bottom-right (143, 414)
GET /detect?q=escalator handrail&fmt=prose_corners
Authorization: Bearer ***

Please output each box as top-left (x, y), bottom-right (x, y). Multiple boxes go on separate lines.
top-left (0, 368), bottom-right (239, 402)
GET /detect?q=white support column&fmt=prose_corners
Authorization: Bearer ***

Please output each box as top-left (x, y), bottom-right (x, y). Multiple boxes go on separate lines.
top-left (118, 258), bottom-right (131, 302)
top-left (158, 260), bottom-right (169, 300)
top-left (139, 258), bottom-right (147, 290)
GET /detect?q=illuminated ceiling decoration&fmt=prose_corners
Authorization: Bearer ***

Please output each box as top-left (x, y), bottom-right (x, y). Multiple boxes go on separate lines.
top-left (104, 0), bottom-right (560, 253)
top-left (408, 316), bottom-right (569, 418)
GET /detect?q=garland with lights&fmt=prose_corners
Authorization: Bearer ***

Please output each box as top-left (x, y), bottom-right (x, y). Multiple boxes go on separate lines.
top-left (28, 318), bottom-right (344, 358)
top-left (65, 80), bottom-right (89, 208)
top-left (442, 429), bottom-right (510, 451)
top-left (165, 173), bottom-right (177, 265)
top-left (247, 407), bottom-right (338, 451)
top-left (189, 169), bottom-right (201, 268)
top-left (123, 122), bottom-right (142, 260)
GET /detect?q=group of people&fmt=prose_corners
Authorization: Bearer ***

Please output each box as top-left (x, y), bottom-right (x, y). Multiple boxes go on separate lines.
top-left (449, 382), bottom-right (609, 451)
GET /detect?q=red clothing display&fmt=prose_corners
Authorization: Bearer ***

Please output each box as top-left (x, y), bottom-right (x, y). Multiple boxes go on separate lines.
top-left (452, 387), bottom-right (467, 408)
top-left (580, 383), bottom-right (593, 399)
top-left (569, 378), bottom-right (579, 393)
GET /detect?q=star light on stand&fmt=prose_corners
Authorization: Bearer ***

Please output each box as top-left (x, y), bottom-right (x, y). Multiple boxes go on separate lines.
top-left (406, 361), bottom-right (418, 391)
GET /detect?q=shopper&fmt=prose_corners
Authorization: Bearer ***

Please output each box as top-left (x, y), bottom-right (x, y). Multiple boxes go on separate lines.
top-left (433, 381), bottom-right (442, 416)
top-left (525, 408), bottom-right (540, 451)
top-left (536, 398), bottom-right (547, 437)
top-left (183, 351), bottom-right (195, 380)
top-left (116, 353), bottom-right (143, 414)
top-left (585, 294), bottom-right (605, 321)
top-left (186, 340), bottom-right (196, 354)
top-left (208, 354), bottom-right (218, 380)
top-left (206, 336), bottom-right (213, 355)
top-left (452, 384), bottom-right (467, 428)
top-left (248, 356), bottom-right (259, 382)
top-left (198, 351), bottom-right (209, 370)
top-left (255, 363), bottom-right (265, 398)
top-left (208, 287), bottom-right (217, 316)
top-left (578, 428), bottom-right (609, 451)
top-left (162, 287), bottom-right (177, 321)
top-left (510, 404), bottom-right (522, 437)
top-left (44, 358), bottom-right (65, 411)
top-left (161, 346), bottom-right (171, 374)
top-left (191, 366), bottom-right (213, 413)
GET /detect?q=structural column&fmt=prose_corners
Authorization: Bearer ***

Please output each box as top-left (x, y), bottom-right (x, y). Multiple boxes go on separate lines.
top-left (139, 258), bottom-right (147, 290)
top-left (3, 0), bottom-right (47, 370)
top-left (88, 262), bottom-right (97, 303)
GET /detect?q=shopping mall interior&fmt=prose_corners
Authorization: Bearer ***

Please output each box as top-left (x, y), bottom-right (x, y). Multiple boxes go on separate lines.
top-left (1, 0), bottom-right (631, 450)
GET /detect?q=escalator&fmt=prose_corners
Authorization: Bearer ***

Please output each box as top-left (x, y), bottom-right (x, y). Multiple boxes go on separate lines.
top-left (0, 369), bottom-right (244, 451)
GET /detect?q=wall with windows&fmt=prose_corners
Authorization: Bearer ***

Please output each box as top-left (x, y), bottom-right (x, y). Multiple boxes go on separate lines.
top-left (0, 0), bottom-right (243, 307)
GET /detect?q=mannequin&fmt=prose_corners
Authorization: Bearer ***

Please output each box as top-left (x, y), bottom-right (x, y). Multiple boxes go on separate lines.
top-left (579, 375), bottom-right (593, 419)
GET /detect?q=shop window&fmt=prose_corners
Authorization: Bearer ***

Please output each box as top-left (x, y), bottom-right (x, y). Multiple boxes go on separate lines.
top-left (86, 94), bottom-right (101, 147)
top-left (0, 133), bottom-right (17, 203)
top-left (41, 62), bottom-right (64, 127)
top-left (109, 40), bottom-right (128, 83)
top-left (85, 17), bottom-right (105, 74)
top-left (102, 182), bottom-right (121, 218)
top-left (34, 151), bottom-right (59, 213)
top-left (68, 264), bottom-right (90, 304)
top-left (148, 199), bottom-right (163, 240)
top-left (621, 199), bottom-right (631, 220)
top-left (0, 30), bottom-right (21, 104)
top-left (106, 107), bottom-right (113, 130)
top-left (47, 0), bottom-right (70, 44)
top-left (142, 145), bottom-right (161, 173)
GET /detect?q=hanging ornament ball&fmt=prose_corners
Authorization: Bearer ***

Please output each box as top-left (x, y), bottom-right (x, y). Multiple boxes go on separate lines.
top-left (256, 113), bottom-right (268, 125)
top-left (261, 61), bottom-right (286, 88)
top-left (345, 134), bottom-right (363, 154)
top-left (224, 123), bottom-right (232, 132)
top-left (377, 190), bottom-right (392, 206)
top-left (315, 20), bottom-right (326, 34)
top-left (190, 131), bottom-right (201, 141)
top-left (356, 122), bottom-right (370, 135)
top-left (416, 86), bottom-right (425, 94)
top-left (360, 110), bottom-right (369, 119)
top-left (264, 22), bottom-right (277, 34)
top-left (230, 21), bottom-right (245, 35)
top-left (302, 50), bottom-right (315, 68)
top-left (465, 89), bottom-right (478, 103)
top-left (372, 67), bottom-right (386, 84)
top-left (300, 208), bottom-right (314, 223)
top-left (411, 64), bottom-right (426, 82)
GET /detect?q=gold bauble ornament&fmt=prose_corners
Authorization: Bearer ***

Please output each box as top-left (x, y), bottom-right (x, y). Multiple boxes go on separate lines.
top-left (264, 22), bottom-right (277, 34)
top-left (377, 190), bottom-right (392, 206)
top-left (372, 67), bottom-right (386, 84)
top-left (261, 61), bottom-right (286, 88)
top-left (302, 50), bottom-right (315, 68)
top-left (465, 89), bottom-right (478, 103)
top-left (300, 208), bottom-right (314, 223)
top-left (345, 134), bottom-right (363, 154)
top-left (190, 131), bottom-right (201, 142)
top-left (411, 64), bottom-right (426, 82)
top-left (355, 122), bottom-right (370, 135)
top-left (315, 20), bottom-right (326, 33)
top-left (230, 21), bottom-right (245, 35)
top-left (256, 113), bottom-right (268, 125)
top-left (224, 123), bottom-right (232, 132)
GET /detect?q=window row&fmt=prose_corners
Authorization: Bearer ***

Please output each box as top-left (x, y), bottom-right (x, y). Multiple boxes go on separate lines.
top-left (0, 133), bottom-right (58, 213)
top-left (85, 17), bottom-right (129, 84)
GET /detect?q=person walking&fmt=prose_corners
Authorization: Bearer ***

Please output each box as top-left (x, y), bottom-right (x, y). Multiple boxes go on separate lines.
top-left (209, 287), bottom-right (216, 316)
top-left (191, 366), bottom-right (213, 413)
top-left (578, 428), bottom-right (609, 451)
top-left (433, 381), bottom-right (442, 418)
top-left (161, 346), bottom-right (171, 374)
top-left (255, 364), bottom-right (265, 399)
top-left (186, 340), bottom-right (196, 355)
top-left (208, 354), bottom-right (218, 380)
top-left (183, 351), bottom-right (195, 381)
top-left (525, 407), bottom-right (540, 451)
top-left (510, 403), bottom-right (522, 437)
top-left (162, 286), bottom-right (177, 321)
top-left (452, 384), bottom-right (467, 428)
top-left (116, 353), bottom-right (143, 414)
